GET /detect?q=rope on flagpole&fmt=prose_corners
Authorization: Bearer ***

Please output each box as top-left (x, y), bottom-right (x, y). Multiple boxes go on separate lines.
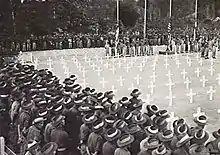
top-left (167, 0), bottom-right (172, 52)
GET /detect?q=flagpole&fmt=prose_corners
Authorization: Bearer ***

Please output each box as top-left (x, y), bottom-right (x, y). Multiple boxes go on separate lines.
top-left (167, 0), bottom-right (172, 52)
top-left (117, 0), bottom-right (119, 26)
top-left (144, 0), bottom-right (147, 39)
top-left (193, 0), bottom-right (198, 41)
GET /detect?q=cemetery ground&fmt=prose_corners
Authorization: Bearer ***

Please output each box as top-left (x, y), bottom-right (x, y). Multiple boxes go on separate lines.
top-left (20, 47), bottom-right (220, 139)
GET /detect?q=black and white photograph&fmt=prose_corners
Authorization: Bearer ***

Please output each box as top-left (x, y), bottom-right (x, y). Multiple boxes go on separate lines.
top-left (0, 0), bottom-right (220, 154)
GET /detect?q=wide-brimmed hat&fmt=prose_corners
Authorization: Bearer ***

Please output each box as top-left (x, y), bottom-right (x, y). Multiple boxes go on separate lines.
top-left (78, 105), bottom-right (92, 112)
top-left (32, 117), bottom-right (46, 125)
top-left (125, 124), bottom-right (141, 134)
top-left (152, 144), bottom-right (172, 155)
top-left (97, 92), bottom-right (105, 100)
top-left (21, 100), bottom-right (33, 110)
top-left (119, 97), bottom-right (131, 105)
top-left (121, 110), bottom-right (133, 122)
top-left (39, 142), bottom-right (58, 155)
top-left (158, 130), bottom-right (174, 142)
top-left (104, 91), bottom-right (115, 98)
top-left (117, 134), bottom-right (134, 148)
top-left (104, 115), bottom-right (117, 125)
top-left (145, 125), bottom-right (159, 136)
top-left (212, 129), bottom-right (220, 139)
top-left (132, 113), bottom-right (147, 125)
top-left (70, 74), bottom-right (77, 81)
top-left (193, 114), bottom-right (208, 126)
top-left (156, 110), bottom-right (170, 119)
top-left (189, 144), bottom-right (207, 155)
top-left (173, 118), bottom-right (186, 128)
top-left (74, 96), bottom-right (84, 106)
top-left (52, 104), bottom-right (64, 115)
top-left (109, 102), bottom-right (121, 114)
top-left (63, 96), bottom-right (73, 108)
top-left (89, 88), bottom-right (97, 96)
top-left (130, 89), bottom-right (142, 97)
top-left (82, 113), bottom-right (98, 124)
top-left (51, 115), bottom-right (65, 127)
top-left (155, 117), bottom-right (168, 129)
top-left (174, 124), bottom-right (189, 135)
top-left (113, 119), bottom-right (128, 131)
top-left (142, 137), bottom-right (160, 150)
top-left (72, 84), bottom-right (82, 92)
top-left (176, 133), bottom-right (193, 148)
top-left (146, 104), bottom-right (159, 116)
top-left (92, 119), bottom-right (106, 132)
top-left (104, 128), bottom-right (121, 142)
top-left (37, 109), bottom-right (49, 118)
top-left (192, 129), bottom-right (209, 145)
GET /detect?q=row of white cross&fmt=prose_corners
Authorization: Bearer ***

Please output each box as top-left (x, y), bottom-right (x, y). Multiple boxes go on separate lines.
top-left (19, 50), bottom-right (220, 132)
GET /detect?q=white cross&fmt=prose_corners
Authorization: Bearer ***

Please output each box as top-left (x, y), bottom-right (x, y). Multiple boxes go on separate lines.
top-left (193, 107), bottom-right (205, 118)
top-left (95, 67), bottom-right (102, 76)
top-left (152, 63), bottom-right (157, 71)
top-left (81, 68), bottom-right (87, 77)
top-left (181, 69), bottom-right (187, 79)
top-left (166, 112), bottom-right (179, 131)
top-left (34, 58), bottom-right (39, 69)
top-left (87, 58), bottom-right (92, 66)
top-left (110, 65), bottom-right (116, 75)
top-left (128, 83), bottom-right (136, 91)
top-left (81, 78), bottom-right (88, 88)
top-left (176, 60), bottom-right (181, 68)
top-left (134, 74), bottom-right (142, 85)
top-left (124, 64), bottom-right (131, 73)
top-left (83, 54), bottom-right (88, 62)
top-left (91, 63), bottom-right (96, 70)
top-left (166, 91), bottom-right (175, 106)
top-left (184, 77), bottom-right (191, 89)
top-left (117, 76), bottom-right (125, 87)
top-left (142, 58), bottom-right (147, 64)
top-left (105, 55), bottom-right (111, 60)
top-left (175, 53), bottom-right (179, 61)
top-left (95, 55), bottom-right (99, 61)
top-left (166, 80), bottom-right (175, 91)
top-left (186, 89), bottom-right (196, 103)
top-left (99, 57), bottom-right (104, 65)
top-left (104, 61), bottom-right (110, 68)
top-left (216, 74), bottom-right (220, 86)
top-left (100, 77), bottom-right (107, 89)
top-left (148, 81), bottom-right (156, 94)
top-left (144, 94), bottom-right (153, 104)
top-left (47, 57), bottom-right (53, 65)
top-left (117, 60), bottom-right (122, 68)
top-left (64, 67), bottom-right (70, 77)
top-left (210, 58), bottom-right (214, 66)
top-left (186, 54), bottom-right (189, 62)
top-left (208, 66), bottom-right (215, 76)
top-left (199, 58), bottom-right (203, 66)
top-left (138, 63), bottom-right (144, 72)
top-left (150, 72), bottom-right (157, 82)
top-left (166, 70), bottom-right (173, 79)
top-left (164, 61), bottom-right (169, 69)
top-left (207, 86), bottom-right (216, 101)
top-left (187, 59), bottom-right (192, 67)
top-left (200, 76), bottom-right (208, 87)
top-left (111, 85), bottom-right (118, 94)
top-left (195, 68), bottom-right (201, 78)
top-left (218, 109), bottom-right (220, 114)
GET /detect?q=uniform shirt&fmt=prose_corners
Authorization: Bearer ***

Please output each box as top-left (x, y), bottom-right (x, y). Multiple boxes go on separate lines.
top-left (26, 125), bottom-right (42, 142)
top-left (114, 148), bottom-right (131, 155)
top-left (80, 124), bottom-right (91, 143)
top-left (102, 141), bottom-right (117, 155)
top-left (19, 110), bottom-right (31, 130)
top-left (87, 132), bottom-right (104, 154)
top-left (44, 122), bottom-right (55, 143)
top-left (51, 128), bottom-right (69, 149)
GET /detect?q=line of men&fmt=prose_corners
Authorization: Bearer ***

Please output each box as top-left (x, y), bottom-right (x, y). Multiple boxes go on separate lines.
top-left (0, 61), bottom-right (220, 155)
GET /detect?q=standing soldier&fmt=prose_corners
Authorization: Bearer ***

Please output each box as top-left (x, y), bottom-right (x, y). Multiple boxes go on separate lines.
top-left (27, 39), bottom-right (31, 51)
top-left (105, 40), bottom-right (111, 57)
